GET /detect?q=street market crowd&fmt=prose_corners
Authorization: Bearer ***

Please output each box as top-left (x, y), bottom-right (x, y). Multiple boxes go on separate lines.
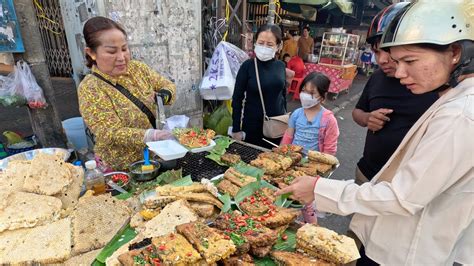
top-left (76, 1), bottom-right (473, 265)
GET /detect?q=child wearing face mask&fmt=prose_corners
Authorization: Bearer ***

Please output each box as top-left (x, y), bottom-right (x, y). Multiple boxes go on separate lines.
top-left (281, 71), bottom-right (340, 223)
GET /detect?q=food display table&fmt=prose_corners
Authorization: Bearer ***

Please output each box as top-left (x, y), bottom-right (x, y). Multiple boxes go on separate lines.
top-left (304, 63), bottom-right (357, 95)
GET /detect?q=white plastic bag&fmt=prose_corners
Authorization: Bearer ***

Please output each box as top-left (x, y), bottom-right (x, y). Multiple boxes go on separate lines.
top-left (163, 115), bottom-right (190, 131)
top-left (0, 68), bottom-right (26, 107)
top-left (15, 61), bottom-right (47, 109)
top-left (200, 41), bottom-right (249, 100)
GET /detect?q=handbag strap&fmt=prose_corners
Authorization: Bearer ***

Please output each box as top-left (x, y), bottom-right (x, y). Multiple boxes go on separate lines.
top-left (92, 72), bottom-right (156, 129)
top-left (254, 58), bottom-right (269, 120)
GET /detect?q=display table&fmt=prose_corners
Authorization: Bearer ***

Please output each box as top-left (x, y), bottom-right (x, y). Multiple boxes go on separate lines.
top-left (304, 63), bottom-right (357, 94)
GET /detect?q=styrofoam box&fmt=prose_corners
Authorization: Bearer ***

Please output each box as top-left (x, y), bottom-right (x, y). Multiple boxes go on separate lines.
top-left (146, 140), bottom-right (188, 161)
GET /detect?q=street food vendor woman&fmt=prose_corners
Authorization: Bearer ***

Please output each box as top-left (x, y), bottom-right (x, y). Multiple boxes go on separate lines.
top-left (78, 16), bottom-right (176, 171)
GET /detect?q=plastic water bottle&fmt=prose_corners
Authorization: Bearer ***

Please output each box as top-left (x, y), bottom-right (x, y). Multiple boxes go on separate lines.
top-left (84, 160), bottom-right (106, 195)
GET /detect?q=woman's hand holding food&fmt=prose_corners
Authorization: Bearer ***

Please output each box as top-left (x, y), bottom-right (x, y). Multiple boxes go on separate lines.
top-left (144, 129), bottom-right (173, 142)
top-left (275, 175), bottom-right (319, 205)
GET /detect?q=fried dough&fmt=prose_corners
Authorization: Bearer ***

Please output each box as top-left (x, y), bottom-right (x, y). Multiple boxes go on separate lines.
top-left (0, 191), bottom-right (62, 233)
top-left (71, 194), bottom-right (131, 255)
top-left (143, 199), bottom-right (198, 238)
top-left (0, 218), bottom-right (72, 264)
top-left (177, 192), bottom-right (223, 209)
top-left (23, 153), bottom-right (72, 195)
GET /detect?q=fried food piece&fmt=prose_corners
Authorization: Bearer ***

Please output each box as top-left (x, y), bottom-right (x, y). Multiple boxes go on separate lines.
top-left (176, 222), bottom-right (236, 264)
top-left (260, 207), bottom-right (298, 229)
top-left (224, 168), bottom-right (257, 187)
top-left (271, 251), bottom-right (335, 266)
top-left (221, 153), bottom-right (242, 165)
top-left (257, 152), bottom-right (293, 170)
top-left (250, 158), bottom-right (281, 175)
top-left (307, 150), bottom-right (339, 165)
top-left (274, 170), bottom-right (307, 188)
top-left (217, 179), bottom-right (240, 198)
top-left (178, 192), bottom-right (223, 209)
top-left (143, 195), bottom-right (177, 209)
top-left (156, 183), bottom-right (206, 196)
top-left (71, 194), bottom-right (131, 255)
top-left (23, 153), bottom-right (73, 196)
top-left (239, 188), bottom-right (276, 217)
top-left (223, 254), bottom-right (255, 266)
top-left (152, 233), bottom-right (202, 265)
top-left (250, 245), bottom-right (272, 257)
top-left (189, 202), bottom-right (216, 218)
top-left (0, 191), bottom-right (62, 233)
top-left (214, 212), bottom-right (278, 248)
top-left (296, 162), bottom-right (333, 176)
top-left (296, 224), bottom-right (360, 264)
top-left (143, 199), bottom-right (198, 238)
top-left (272, 144), bottom-right (303, 154)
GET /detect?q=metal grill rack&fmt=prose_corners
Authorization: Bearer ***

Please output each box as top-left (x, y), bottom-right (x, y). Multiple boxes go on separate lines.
top-left (176, 141), bottom-right (268, 181)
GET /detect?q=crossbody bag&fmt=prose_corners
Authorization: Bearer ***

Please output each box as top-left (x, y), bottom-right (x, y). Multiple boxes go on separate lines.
top-left (254, 58), bottom-right (290, 139)
top-left (92, 72), bottom-right (156, 129)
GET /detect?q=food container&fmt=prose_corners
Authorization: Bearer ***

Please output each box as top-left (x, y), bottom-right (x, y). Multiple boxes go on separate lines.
top-left (129, 160), bottom-right (161, 182)
top-left (189, 139), bottom-right (216, 153)
top-left (104, 172), bottom-right (131, 195)
top-left (146, 140), bottom-right (188, 161)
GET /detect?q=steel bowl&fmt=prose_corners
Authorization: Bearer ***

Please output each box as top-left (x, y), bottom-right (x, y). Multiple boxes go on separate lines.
top-left (153, 155), bottom-right (178, 171)
top-left (104, 171), bottom-right (131, 195)
top-left (129, 160), bottom-right (161, 182)
top-left (0, 148), bottom-right (71, 170)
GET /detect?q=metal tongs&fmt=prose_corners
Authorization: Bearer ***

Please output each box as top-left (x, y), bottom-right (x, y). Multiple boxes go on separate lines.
top-left (156, 94), bottom-right (167, 130)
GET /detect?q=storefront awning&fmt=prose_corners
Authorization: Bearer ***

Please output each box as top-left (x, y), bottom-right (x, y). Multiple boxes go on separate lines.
top-left (248, 0), bottom-right (353, 14)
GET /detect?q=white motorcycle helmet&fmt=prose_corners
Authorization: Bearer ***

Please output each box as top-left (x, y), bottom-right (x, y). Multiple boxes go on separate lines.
top-left (380, 0), bottom-right (474, 87)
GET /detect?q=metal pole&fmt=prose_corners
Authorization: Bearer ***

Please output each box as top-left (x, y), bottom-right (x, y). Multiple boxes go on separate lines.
top-left (13, 0), bottom-right (67, 148)
top-left (267, 0), bottom-right (275, 25)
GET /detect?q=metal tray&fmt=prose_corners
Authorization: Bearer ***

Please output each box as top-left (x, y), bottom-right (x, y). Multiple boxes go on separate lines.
top-left (0, 148), bottom-right (71, 170)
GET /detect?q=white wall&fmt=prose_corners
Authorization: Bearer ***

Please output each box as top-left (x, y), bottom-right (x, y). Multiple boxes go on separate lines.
top-left (60, 0), bottom-right (203, 126)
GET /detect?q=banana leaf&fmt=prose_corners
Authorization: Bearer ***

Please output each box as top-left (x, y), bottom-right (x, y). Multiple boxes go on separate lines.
top-left (170, 175), bottom-right (193, 186)
top-left (95, 224), bottom-right (137, 263)
top-left (218, 193), bottom-right (232, 213)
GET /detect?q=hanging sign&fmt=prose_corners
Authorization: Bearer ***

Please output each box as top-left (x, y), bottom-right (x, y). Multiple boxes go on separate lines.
top-left (0, 0), bottom-right (25, 52)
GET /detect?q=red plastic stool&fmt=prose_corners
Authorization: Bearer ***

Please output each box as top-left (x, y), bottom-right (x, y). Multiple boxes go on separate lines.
top-left (288, 77), bottom-right (304, 100)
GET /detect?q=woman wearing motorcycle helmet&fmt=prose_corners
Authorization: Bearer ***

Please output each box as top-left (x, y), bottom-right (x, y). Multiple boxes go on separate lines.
top-left (276, 1), bottom-right (473, 264)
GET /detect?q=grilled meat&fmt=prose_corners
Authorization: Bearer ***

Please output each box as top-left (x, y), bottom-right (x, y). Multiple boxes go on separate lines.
top-left (250, 245), bottom-right (273, 258)
top-left (272, 144), bottom-right (303, 154)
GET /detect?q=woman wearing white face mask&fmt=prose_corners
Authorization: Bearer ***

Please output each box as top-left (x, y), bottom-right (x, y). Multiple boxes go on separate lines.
top-left (281, 71), bottom-right (340, 155)
top-left (231, 24), bottom-right (287, 148)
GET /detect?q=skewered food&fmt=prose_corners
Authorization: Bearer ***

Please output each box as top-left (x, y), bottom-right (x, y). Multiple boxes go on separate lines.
top-left (296, 224), bottom-right (360, 264)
